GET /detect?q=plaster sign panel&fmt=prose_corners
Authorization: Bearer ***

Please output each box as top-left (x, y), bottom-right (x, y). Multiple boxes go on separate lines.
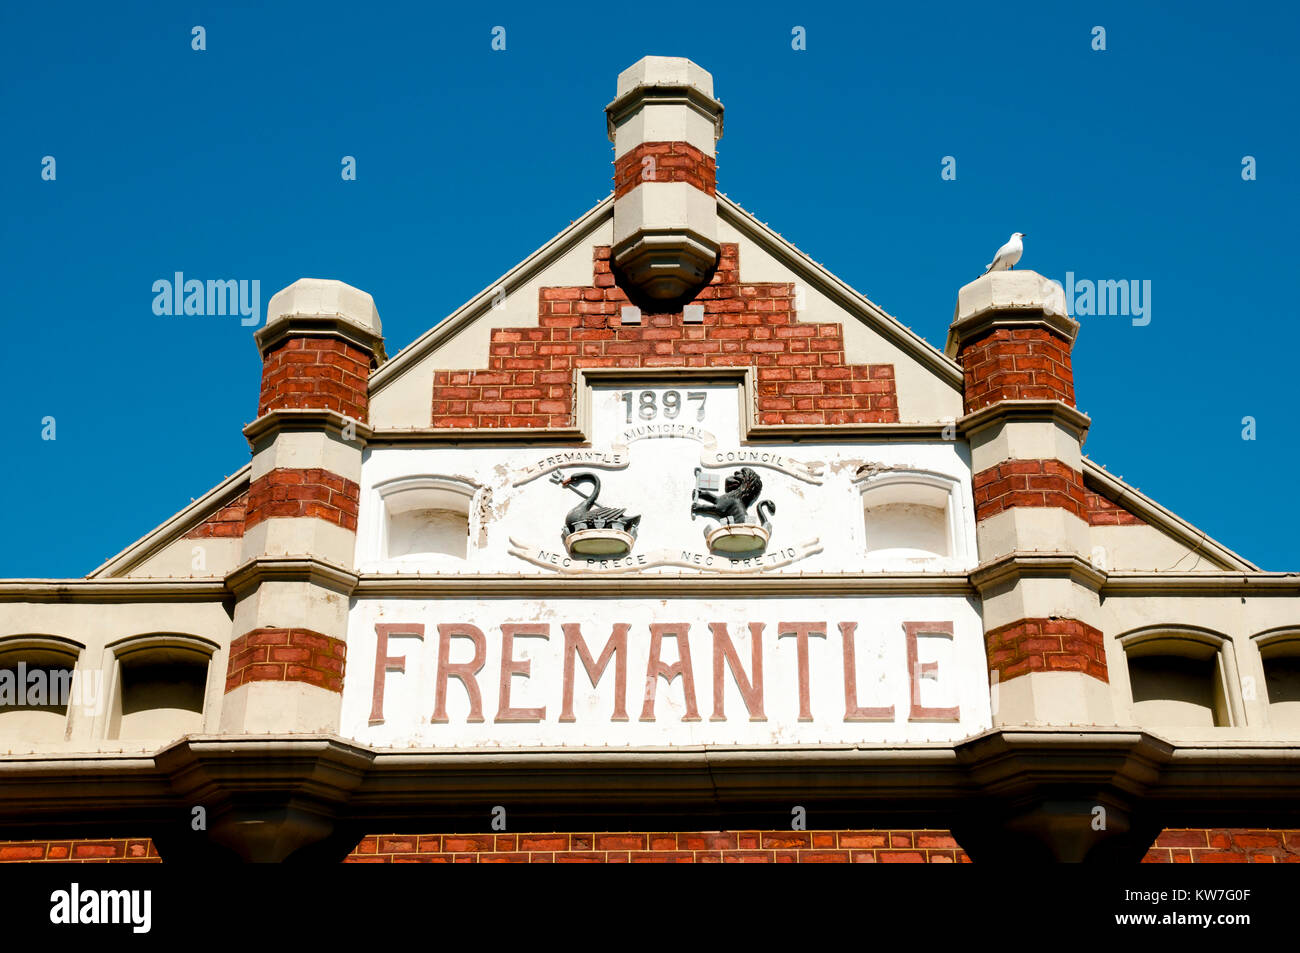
top-left (356, 383), bottom-right (977, 575)
top-left (342, 594), bottom-right (990, 747)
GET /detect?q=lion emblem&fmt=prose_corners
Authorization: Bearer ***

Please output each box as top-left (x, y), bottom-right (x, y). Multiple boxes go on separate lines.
top-left (690, 466), bottom-right (775, 529)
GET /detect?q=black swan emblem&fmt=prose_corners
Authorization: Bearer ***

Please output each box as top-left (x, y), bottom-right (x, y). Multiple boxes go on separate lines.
top-left (550, 471), bottom-right (642, 537)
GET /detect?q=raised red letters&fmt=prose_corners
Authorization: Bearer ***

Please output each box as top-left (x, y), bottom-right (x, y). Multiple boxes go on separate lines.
top-left (371, 622), bottom-right (425, 725)
top-left (560, 623), bottom-right (629, 722)
top-left (710, 622), bottom-right (765, 722)
top-left (374, 617), bottom-right (962, 730)
top-left (496, 623), bottom-right (550, 723)
top-left (641, 624), bottom-right (700, 722)
top-left (777, 622), bottom-right (826, 722)
top-left (839, 622), bottom-right (894, 722)
top-left (905, 621), bottom-right (960, 722)
top-left (431, 623), bottom-right (487, 723)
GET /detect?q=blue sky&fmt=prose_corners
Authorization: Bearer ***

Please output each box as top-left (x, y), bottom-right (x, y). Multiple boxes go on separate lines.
top-left (2, 1), bottom-right (1296, 575)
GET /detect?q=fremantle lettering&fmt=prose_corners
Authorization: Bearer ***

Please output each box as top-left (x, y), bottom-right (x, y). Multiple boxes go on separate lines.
top-left (515, 449), bottom-right (629, 485)
top-left (511, 424), bottom-right (824, 486)
top-left (539, 450), bottom-right (624, 469)
top-left (368, 619), bottom-right (959, 726)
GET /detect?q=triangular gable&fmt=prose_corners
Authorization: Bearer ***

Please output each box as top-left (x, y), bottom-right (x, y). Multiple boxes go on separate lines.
top-left (368, 193), bottom-right (964, 423)
top-left (1083, 459), bottom-right (1257, 571)
top-left (86, 194), bottom-right (1259, 577)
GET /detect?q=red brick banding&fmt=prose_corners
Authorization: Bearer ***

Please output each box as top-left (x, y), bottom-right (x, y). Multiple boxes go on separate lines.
top-left (345, 830), bottom-right (968, 863)
top-left (1143, 829), bottom-right (1300, 863)
top-left (225, 627), bottom-right (346, 694)
top-left (243, 467), bottom-right (359, 532)
top-left (958, 327), bottom-right (1075, 413)
top-left (184, 489), bottom-right (248, 539)
top-left (1085, 489), bottom-right (1147, 526)
top-left (973, 459), bottom-right (1089, 522)
top-left (0, 838), bottom-right (160, 862)
top-left (9, 829), bottom-right (1295, 863)
top-left (258, 337), bottom-right (370, 423)
top-left (614, 141), bottom-right (717, 198)
top-left (985, 617), bottom-right (1107, 683)
top-left (431, 244), bottom-right (898, 428)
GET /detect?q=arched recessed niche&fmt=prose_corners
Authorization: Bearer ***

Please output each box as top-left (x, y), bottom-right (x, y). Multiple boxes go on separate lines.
top-left (0, 636), bottom-right (83, 744)
top-left (1254, 629), bottom-right (1300, 734)
top-left (855, 470), bottom-right (967, 564)
top-left (105, 635), bottom-right (217, 742)
top-left (1119, 627), bottom-right (1235, 729)
top-left (375, 476), bottom-right (479, 563)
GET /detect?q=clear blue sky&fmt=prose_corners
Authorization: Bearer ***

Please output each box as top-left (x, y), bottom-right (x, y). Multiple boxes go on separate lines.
top-left (2, 1), bottom-right (1296, 576)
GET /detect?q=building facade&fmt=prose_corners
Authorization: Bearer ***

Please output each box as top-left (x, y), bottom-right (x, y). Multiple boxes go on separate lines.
top-left (3, 57), bottom-right (1299, 864)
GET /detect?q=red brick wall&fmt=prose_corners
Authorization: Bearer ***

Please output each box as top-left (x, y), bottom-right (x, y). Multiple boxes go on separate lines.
top-left (225, 627), bottom-right (347, 694)
top-left (614, 141), bottom-right (716, 198)
top-left (430, 244), bottom-right (898, 429)
top-left (258, 337), bottom-right (370, 423)
top-left (0, 839), bottom-right (160, 862)
top-left (1143, 829), bottom-right (1300, 863)
top-left (985, 617), bottom-right (1108, 683)
top-left (9, 830), bottom-right (1294, 862)
top-left (184, 489), bottom-right (248, 539)
top-left (973, 459), bottom-right (1089, 522)
top-left (243, 467), bottom-right (359, 532)
top-left (1085, 489), bottom-right (1147, 526)
top-left (958, 327), bottom-right (1075, 413)
top-left (346, 830), bottom-right (969, 863)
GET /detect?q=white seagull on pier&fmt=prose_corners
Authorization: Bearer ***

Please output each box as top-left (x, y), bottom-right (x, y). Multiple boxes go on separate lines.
top-left (982, 232), bottom-right (1025, 275)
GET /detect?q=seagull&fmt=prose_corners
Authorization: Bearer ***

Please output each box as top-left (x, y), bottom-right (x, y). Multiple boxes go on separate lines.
top-left (982, 232), bottom-right (1025, 275)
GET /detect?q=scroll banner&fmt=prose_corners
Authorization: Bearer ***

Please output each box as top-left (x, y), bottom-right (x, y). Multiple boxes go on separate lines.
top-left (508, 537), bottom-right (824, 574)
top-left (511, 423), bottom-right (825, 486)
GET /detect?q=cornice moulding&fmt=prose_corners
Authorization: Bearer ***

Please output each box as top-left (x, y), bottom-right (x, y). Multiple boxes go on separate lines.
top-left (0, 579), bottom-right (230, 603)
top-left (255, 313), bottom-right (387, 364)
top-left (1102, 572), bottom-right (1300, 597)
top-left (959, 400), bottom-right (1092, 442)
top-left (970, 551), bottom-right (1107, 593)
top-left (368, 427), bottom-right (587, 446)
top-left (224, 556), bottom-right (360, 598)
top-left (5, 731), bottom-right (1300, 832)
top-left (604, 83), bottom-right (725, 141)
top-left (352, 572), bottom-right (977, 598)
top-left (243, 409), bottom-right (374, 446)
